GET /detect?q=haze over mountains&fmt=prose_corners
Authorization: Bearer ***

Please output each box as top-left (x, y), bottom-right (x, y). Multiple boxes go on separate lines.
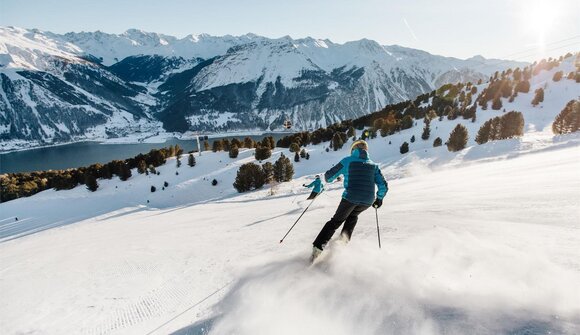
top-left (0, 26), bottom-right (526, 150)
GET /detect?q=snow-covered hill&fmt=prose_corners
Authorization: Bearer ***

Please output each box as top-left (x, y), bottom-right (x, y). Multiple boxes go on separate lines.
top-left (0, 55), bottom-right (579, 334)
top-left (0, 26), bottom-right (527, 150)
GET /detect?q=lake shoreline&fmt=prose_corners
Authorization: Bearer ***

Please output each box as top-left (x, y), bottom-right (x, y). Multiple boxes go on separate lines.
top-left (0, 130), bottom-right (295, 155)
top-left (0, 131), bottom-right (295, 174)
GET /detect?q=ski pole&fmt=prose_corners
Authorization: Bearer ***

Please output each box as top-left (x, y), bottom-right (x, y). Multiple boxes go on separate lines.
top-left (291, 193), bottom-right (300, 204)
top-left (280, 196), bottom-right (318, 243)
top-left (375, 208), bottom-right (382, 249)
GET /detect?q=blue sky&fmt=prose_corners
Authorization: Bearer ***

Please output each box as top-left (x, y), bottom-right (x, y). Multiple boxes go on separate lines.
top-left (1, 0), bottom-right (579, 61)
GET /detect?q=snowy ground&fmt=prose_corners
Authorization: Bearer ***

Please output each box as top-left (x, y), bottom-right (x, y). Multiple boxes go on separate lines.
top-left (1, 60), bottom-right (579, 334)
top-left (1, 130), bottom-right (579, 334)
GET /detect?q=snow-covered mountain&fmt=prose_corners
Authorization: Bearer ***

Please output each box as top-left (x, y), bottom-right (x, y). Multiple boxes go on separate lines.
top-left (1, 56), bottom-right (579, 334)
top-left (0, 26), bottom-right (527, 150)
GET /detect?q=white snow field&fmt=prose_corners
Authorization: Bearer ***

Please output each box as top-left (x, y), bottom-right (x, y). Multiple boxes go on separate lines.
top-left (1, 60), bottom-right (580, 334)
top-left (1, 133), bottom-right (579, 335)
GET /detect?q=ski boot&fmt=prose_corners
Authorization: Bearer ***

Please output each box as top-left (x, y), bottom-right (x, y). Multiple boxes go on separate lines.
top-left (310, 246), bottom-right (323, 263)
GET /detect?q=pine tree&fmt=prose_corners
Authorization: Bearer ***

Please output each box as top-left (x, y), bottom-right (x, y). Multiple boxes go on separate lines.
top-left (446, 124), bottom-right (469, 152)
top-left (421, 121), bottom-right (431, 140)
top-left (447, 107), bottom-right (458, 120)
top-left (84, 173), bottom-right (98, 192)
top-left (273, 154), bottom-right (293, 182)
top-left (532, 88), bottom-right (544, 106)
top-left (552, 100), bottom-right (580, 134)
top-left (433, 137), bottom-right (442, 147)
top-left (427, 110), bottom-right (438, 120)
top-left (347, 126), bottom-right (356, 138)
top-left (289, 142), bottom-right (300, 153)
top-left (300, 148), bottom-right (307, 158)
top-left (379, 126), bottom-right (389, 137)
top-left (401, 115), bottom-right (414, 129)
top-left (137, 160), bottom-right (147, 174)
top-left (261, 137), bottom-right (272, 149)
top-left (188, 153), bottom-right (196, 167)
top-left (203, 141), bottom-right (210, 151)
top-left (175, 144), bottom-right (183, 156)
top-left (332, 132), bottom-right (344, 151)
top-left (231, 138), bottom-right (242, 149)
top-left (306, 153), bottom-right (310, 160)
top-left (284, 157), bottom-right (294, 181)
top-left (400, 142), bottom-right (409, 154)
top-left (514, 80), bottom-right (530, 93)
top-left (492, 97), bottom-right (503, 110)
top-left (229, 145), bottom-right (239, 158)
top-left (262, 162), bottom-right (274, 183)
top-left (212, 140), bottom-right (224, 152)
top-left (475, 120), bottom-right (492, 144)
top-left (462, 105), bottom-right (476, 120)
top-left (233, 163), bottom-right (267, 192)
top-left (254, 144), bottom-right (272, 161)
top-left (118, 162), bottom-right (132, 181)
top-left (499, 111), bottom-right (525, 139)
top-left (244, 137), bottom-right (255, 149)
top-left (513, 68), bottom-right (522, 81)
top-left (373, 118), bottom-right (385, 131)
top-left (486, 118), bottom-right (498, 140)
top-left (222, 139), bottom-right (231, 151)
top-left (101, 164), bottom-right (112, 179)
top-left (294, 152), bottom-right (300, 162)
top-left (268, 136), bottom-right (276, 149)
top-left (552, 71), bottom-right (563, 82)
top-left (176, 155), bottom-right (181, 168)
top-left (410, 135), bottom-right (415, 143)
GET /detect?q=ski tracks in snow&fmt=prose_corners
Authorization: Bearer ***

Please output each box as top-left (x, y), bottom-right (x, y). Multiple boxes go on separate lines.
top-left (83, 265), bottom-right (228, 335)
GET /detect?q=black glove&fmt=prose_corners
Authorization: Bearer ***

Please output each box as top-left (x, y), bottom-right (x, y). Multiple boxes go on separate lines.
top-left (372, 198), bottom-right (383, 209)
top-left (302, 184), bottom-right (306, 187)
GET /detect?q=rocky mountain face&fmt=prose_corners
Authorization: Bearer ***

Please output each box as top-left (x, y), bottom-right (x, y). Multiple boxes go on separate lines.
top-left (0, 26), bottom-right (527, 149)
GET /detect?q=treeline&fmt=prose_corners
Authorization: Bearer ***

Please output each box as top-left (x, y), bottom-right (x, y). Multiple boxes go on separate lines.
top-left (553, 99), bottom-right (580, 134)
top-left (270, 88), bottom-right (460, 155)
top-left (209, 136), bottom-right (277, 161)
top-left (233, 153), bottom-right (294, 192)
top-left (477, 54), bottom-right (577, 110)
top-left (397, 110), bottom-right (526, 155)
top-left (0, 145), bottom-right (183, 203)
top-left (475, 111), bottom-right (525, 144)
top-left (266, 54), bottom-right (575, 158)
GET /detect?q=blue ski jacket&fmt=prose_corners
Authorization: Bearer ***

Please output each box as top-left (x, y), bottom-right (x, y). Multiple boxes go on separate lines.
top-left (324, 149), bottom-right (388, 206)
top-left (305, 178), bottom-right (324, 193)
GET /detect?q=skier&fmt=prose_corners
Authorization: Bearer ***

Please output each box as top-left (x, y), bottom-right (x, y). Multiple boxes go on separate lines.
top-left (311, 140), bottom-right (388, 262)
top-left (303, 175), bottom-right (323, 200)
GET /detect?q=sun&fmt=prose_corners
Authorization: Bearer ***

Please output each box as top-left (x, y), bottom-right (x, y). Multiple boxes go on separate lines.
top-left (521, 0), bottom-right (560, 47)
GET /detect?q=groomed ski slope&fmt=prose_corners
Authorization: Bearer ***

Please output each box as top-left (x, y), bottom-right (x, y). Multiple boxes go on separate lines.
top-left (1, 59), bottom-right (579, 334)
top-left (0, 135), bottom-right (579, 335)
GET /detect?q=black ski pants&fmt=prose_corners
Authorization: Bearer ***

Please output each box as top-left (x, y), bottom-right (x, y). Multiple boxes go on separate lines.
top-left (313, 198), bottom-right (370, 249)
top-left (306, 191), bottom-right (319, 200)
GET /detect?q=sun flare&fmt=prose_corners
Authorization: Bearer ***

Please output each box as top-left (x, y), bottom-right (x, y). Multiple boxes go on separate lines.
top-left (522, 0), bottom-right (560, 47)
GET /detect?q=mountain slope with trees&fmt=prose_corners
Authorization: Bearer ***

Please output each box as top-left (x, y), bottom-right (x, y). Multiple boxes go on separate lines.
top-left (0, 26), bottom-right (527, 150)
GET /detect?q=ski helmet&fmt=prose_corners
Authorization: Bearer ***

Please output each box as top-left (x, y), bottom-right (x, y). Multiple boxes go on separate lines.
top-left (351, 140), bottom-right (368, 153)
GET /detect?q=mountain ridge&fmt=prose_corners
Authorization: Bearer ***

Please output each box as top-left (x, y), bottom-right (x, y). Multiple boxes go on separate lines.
top-left (0, 26), bottom-right (528, 150)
